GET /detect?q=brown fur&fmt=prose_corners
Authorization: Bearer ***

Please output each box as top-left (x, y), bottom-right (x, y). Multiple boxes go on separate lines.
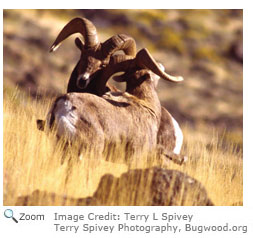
top-left (42, 18), bottom-right (184, 162)
top-left (157, 107), bottom-right (176, 152)
top-left (48, 69), bottom-right (161, 156)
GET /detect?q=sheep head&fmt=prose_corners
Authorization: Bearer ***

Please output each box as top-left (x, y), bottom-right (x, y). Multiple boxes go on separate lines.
top-left (49, 17), bottom-right (136, 91)
top-left (96, 48), bottom-right (184, 95)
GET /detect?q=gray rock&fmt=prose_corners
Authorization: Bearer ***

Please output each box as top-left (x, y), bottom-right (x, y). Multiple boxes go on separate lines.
top-left (16, 167), bottom-right (213, 206)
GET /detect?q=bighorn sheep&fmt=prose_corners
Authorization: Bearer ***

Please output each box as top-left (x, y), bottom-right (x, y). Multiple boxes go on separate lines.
top-left (44, 48), bottom-right (184, 162)
top-left (44, 17), bottom-right (186, 163)
top-left (49, 17), bottom-right (136, 94)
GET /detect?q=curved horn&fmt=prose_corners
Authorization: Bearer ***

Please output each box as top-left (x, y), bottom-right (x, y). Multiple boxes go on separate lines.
top-left (101, 34), bottom-right (136, 58)
top-left (96, 55), bottom-right (134, 96)
top-left (49, 17), bottom-right (99, 52)
top-left (102, 49), bottom-right (183, 84)
top-left (136, 48), bottom-right (184, 82)
top-left (97, 48), bottom-right (183, 95)
top-left (101, 55), bottom-right (134, 80)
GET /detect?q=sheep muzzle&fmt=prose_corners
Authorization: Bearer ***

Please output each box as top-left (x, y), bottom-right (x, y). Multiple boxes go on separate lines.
top-left (77, 73), bottom-right (91, 89)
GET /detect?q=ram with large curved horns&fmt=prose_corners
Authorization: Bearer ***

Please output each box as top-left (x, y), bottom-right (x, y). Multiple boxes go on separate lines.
top-left (49, 17), bottom-right (136, 93)
top-left (45, 48), bottom-right (185, 163)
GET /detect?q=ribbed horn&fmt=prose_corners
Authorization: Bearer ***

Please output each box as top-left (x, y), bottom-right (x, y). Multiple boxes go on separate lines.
top-left (102, 34), bottom-right (136, 57)
top-left (101, 55), bottom-right (134, 80)
top-left (49, 17), bottom-right (99, 52)
top-left (136, 48), bottom-right (184, 82)
top-left (96, 55), bottom-right (134, 96)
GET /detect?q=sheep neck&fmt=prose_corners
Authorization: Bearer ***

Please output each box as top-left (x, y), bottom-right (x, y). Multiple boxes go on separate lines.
top-left (126, 77), bottom-right (161, 120)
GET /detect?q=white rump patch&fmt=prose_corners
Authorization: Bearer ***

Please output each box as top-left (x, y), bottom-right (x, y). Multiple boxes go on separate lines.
top-left (171, 116), bottom-right (183, 154)
top-left (54, 99), bottom-right (78, 139)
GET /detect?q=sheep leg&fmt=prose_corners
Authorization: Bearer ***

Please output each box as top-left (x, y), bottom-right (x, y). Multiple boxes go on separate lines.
top-left (157, 145), bottom-right (187, 165)
top-left (163, 150), bottom-right (188, 165)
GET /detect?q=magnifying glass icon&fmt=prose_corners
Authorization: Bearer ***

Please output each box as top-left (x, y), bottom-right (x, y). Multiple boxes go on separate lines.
top-left (4, 209), bottom-right (18, 223)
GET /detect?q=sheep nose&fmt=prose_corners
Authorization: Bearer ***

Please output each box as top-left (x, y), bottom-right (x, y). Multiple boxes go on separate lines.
top-left (77, 73), bottom-right (90, 89)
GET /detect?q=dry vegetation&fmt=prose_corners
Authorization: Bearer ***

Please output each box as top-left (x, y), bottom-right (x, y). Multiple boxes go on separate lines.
top-left (3, 9), bottom-right (243, 206)
top-left (3, 86), bottom-right (242, 206)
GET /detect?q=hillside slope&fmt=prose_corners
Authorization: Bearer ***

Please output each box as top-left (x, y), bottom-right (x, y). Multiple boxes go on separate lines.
top-left (3, 9), bottom-right (243, 129)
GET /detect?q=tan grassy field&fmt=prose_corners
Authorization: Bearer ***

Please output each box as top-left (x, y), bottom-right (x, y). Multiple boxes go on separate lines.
top-left (3, 87), bottom-right (243, 206)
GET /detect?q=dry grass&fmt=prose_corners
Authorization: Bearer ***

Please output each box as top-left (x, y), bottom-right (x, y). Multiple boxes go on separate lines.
top-left (3, 87), bottom-right (243, 206)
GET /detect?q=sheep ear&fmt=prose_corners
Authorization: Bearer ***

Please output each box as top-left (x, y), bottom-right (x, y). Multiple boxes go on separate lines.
top-left (75, 37), bottom-right (84, 51)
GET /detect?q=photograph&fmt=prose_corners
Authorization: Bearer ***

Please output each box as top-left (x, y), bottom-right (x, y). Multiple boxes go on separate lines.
top-left (3, 9), bottom-right (243, 206)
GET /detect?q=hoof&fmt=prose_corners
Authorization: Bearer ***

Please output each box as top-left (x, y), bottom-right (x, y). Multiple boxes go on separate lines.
top-left (36, 119), bottom-right (45, 131)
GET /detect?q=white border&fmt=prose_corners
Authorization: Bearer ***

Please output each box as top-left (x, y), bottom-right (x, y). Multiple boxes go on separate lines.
top-left (1, 1), bottom-right (252, 237)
